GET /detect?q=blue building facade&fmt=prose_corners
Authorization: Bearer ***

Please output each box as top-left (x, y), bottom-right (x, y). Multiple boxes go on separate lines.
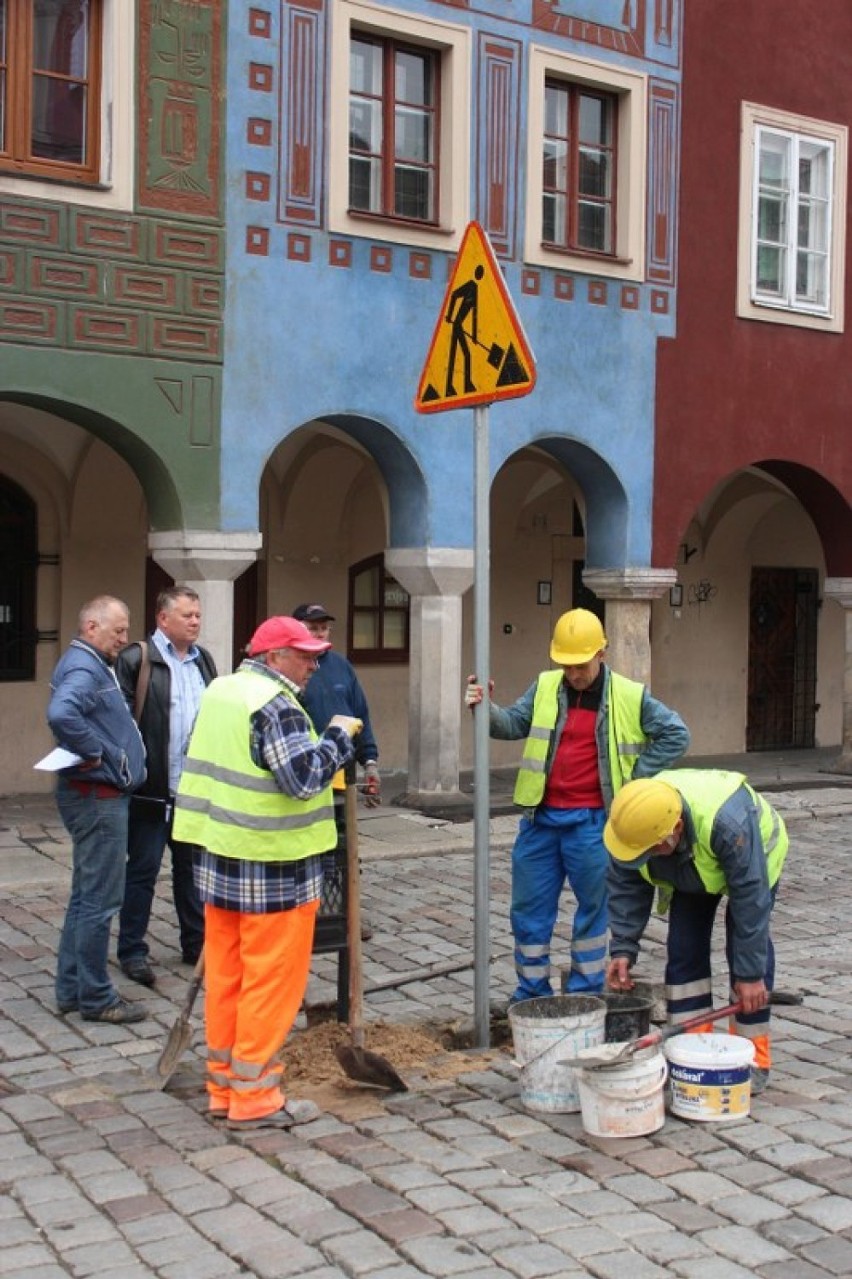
top-left (218, 0), bottom-right (683, 796)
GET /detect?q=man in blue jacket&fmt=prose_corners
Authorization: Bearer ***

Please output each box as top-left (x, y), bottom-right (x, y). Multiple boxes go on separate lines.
top-left (47, 595), bottom-right (147, 1024)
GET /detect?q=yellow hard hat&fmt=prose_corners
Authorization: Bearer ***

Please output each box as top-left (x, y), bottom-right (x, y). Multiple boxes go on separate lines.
top-left (604, 779), bottom-right (683, 862)
top-left (550, 608), bottom-right (607, 665)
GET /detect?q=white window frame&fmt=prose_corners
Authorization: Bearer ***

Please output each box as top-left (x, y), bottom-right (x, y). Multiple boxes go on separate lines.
top-left (329, 0), bottom-right (470, 250)
top-left (526, 45), bottom-right (647, 282)
top-left (738, 102), bottom-right (847, 333)
top-left (0, 1), bottom-right (134, 211)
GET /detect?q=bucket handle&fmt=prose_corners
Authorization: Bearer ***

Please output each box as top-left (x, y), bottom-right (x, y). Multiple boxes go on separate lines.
top-left (580, 1058), bottom-right (668, 1100)
top-left (511, 1023), bottom-right (601, 1071)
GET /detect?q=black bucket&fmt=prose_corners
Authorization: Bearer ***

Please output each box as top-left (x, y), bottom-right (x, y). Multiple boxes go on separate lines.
top-left (603, 992), bottom-right (654, 1042)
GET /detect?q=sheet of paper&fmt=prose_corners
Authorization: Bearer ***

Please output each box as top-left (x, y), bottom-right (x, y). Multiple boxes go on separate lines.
top-left (34, 747), bottom-right (84, 771)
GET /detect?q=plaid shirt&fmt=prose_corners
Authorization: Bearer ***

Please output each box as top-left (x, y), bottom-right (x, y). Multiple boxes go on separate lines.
top-left (194, 660), bottom-right (352, 913)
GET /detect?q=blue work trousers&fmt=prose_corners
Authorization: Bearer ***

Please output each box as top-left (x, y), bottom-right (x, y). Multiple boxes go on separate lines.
top-left (118, 803), bottom-right (204, 965)
top-left (666, 890), bottom-right (776, 1033)
top-left (55, 779), bottom-right (130, 1014)
top-left (510, 806), bottom-right (608, 1002)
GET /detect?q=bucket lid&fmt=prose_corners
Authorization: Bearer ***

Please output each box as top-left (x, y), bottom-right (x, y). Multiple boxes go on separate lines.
top-left (664, 1032), bottom-right (755, 1067)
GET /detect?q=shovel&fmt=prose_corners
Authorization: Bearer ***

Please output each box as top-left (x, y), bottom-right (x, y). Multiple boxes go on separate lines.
top-left (334, 777), bottom-right (408, 1092)
top-left (154, 949), bottom-right (205, 1088)
top-left (561, 991), bottom-right (794, 1071)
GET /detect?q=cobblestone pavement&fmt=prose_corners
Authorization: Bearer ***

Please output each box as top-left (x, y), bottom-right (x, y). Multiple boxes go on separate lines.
top-left (1, 780), bottom-right (852, 1279)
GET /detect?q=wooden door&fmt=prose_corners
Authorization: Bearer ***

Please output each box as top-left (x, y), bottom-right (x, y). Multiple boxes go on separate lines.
top-left (746, 567), bottom-right (818, 750)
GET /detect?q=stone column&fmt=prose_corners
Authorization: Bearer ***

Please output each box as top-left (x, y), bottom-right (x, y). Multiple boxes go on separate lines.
top-left (148, 530), bottom-right (262, 674)
top-left (822, 578), bottom-right (852, 774)
top-left (581, 567), bottom-right (677, 684)
top-left (385, 548), bottom-right (474, 802)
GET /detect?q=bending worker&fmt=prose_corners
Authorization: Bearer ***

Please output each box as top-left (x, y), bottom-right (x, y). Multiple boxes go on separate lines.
top-left (603, 769), bottom-right (789, 1094)
top-left (173, 616), bottom-right (361, 1131)
top-left (465, 608), bottom-right (689, 1004)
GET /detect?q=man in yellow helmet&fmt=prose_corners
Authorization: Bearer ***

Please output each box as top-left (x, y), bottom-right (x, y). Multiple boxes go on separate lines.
top-left (465, 608), bottom-right (689, 1005)
top-left (603, 770), bottom-right (789, 1094)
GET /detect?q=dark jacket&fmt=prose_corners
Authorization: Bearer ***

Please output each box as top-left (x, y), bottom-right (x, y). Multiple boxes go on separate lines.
top-left (48, 639), bottom-right (146, 792)
top-left (116, 638), bottom-right (217, 800)
top-left (299, 649), bottom-right (378, 765)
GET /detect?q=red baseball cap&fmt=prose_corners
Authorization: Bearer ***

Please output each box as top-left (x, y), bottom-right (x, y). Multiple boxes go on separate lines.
top-left (247, 616), bottom-right (332, 657)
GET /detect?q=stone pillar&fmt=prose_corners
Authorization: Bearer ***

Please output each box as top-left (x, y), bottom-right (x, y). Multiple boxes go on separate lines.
top-left (822, 578), bottom-right (852, 775)
top-left (148, 530), bottom-right (262, 674)
top-left (581, 567), bottom-right (677, 684)
top-left (385, 548), bottom-right (474, 802)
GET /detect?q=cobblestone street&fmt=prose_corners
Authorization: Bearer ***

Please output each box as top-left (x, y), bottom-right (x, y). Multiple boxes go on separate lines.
top-left (1, 781), bottom-right (851, 1278)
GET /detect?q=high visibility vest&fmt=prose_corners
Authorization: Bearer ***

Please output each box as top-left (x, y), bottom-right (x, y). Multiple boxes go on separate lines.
top-left (640, 768), bottom-right (788, 894)
top-left (173, 668), bottom-right (336, 862)
top-left (513, 668), bottom-right (645, 807)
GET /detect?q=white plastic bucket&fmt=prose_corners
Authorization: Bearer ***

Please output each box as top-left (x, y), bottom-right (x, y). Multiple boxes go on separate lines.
top-left (576, 1045), bottom-right (668, 1138)
top-left (508, 995), bottom-right (606, 1113)
top-left (665, 1032), bottom-right (755, 1122)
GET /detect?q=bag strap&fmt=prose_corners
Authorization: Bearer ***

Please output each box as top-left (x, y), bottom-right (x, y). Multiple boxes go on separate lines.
top-left (133, 640), bottom-right (152, 723)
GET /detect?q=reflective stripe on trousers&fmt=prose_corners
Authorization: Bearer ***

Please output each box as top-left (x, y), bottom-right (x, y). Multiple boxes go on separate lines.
top-left (204, 898), bottom-right (318, 1121)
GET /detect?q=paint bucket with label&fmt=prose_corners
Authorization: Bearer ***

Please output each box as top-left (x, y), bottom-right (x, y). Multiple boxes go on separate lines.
top-left (508, 995), bottom-right (606, 1113)
top-left (665, 1032), bottom-right (755, 1122)
top-left (576, 1043), bottom-right (669, 1138)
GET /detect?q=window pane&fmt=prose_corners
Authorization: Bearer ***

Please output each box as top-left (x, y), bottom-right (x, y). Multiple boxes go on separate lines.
top-left (395, 104), bottom-right (430, 162)
top-left (349, 154), bottom-right (380, 211)
top-left (757, 192), bottom-right (785, 244)
top-left (796, 249), bottom-right (826, 306)
top-left (351, 38), bottom-right (382, 95)
top-left (382, 611), bottom-right (407, 650)
top-left (759, 133), bottom-right (789, 187)
top-left (799, 141), bottom-right (829, 198)
top-left (350, 98), bottom-right (381, 154)
top-left (545, 83), bottom-right (568, 135)
top-left (32, 74), bottom-right (86, 163)
top-left (352, 613), bottom-right (379, 649)
top-left (756, 244), bottom-right (784, 295)
top-left (579, 93), bottom-right (610, 145)
top-left (542, 191), bottom-right (565, 244)
top-left (578, 200), bottom-right (610, 252)
top-left (543, 138), bottom-right (567, 193)
top-left (395, 48), bottom-right (429, 105)
top-left (579, 147), bottom-right (609, 198)
top-left (394, 163), bottom-right (430, 219)
top-left (33, 0), bottom-right (89, 76)
top-left (353, 565), bottom-right (379, 606)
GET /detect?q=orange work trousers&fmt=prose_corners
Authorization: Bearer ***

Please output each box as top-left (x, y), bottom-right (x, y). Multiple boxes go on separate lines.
top-left (204, 899), bottom-right (318, 1121)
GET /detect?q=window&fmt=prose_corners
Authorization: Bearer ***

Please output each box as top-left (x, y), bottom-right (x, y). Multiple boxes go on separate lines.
top-left (348, 554), bottom-right (409, 663)
top-left (329, 0), bottom-right (470, 250)
top-left (0, 0), bottom-right (102, 184)
top-left (543, 81), bottom-right (616, 255)
top-left (349, 34), bottom-right (437, 224)
top-left (526, 47), bottom-right (647, 281)
top-left (0, 475), bottom-right (37, 682)
top-left (738, 104), bottom-right (847, 332)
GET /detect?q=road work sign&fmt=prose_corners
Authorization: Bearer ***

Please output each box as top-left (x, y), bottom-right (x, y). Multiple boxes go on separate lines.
top-left (415, 221), bottom-right (537, 413)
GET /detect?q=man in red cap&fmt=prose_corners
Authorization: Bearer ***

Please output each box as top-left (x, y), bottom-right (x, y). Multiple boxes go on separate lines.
top-left (173, 616), bottom-right (362, 1130)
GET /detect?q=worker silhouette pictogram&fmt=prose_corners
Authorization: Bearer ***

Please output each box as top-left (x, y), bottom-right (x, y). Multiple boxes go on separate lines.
top-left (444, 264), bottom-right (484, 397)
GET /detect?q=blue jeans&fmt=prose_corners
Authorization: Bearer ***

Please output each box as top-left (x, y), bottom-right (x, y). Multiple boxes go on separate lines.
top-left (118, 802), bottom-right (204, 965)
top-left (510, 806), bottom-right (609, 1002)
top-left (55, 779), bottom-right (130, 1014)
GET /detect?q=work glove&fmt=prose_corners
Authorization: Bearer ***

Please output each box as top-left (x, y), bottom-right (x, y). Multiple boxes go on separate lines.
top-left (362, 761), bottom-right (381, 808)
top-left (329, 714), bottom-right (363, 738)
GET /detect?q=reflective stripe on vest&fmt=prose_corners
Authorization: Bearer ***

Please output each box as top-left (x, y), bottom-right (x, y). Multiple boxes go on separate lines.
top-left (173, 667), bottom-right (336, 862)
top-left (640, 768), bottom-right (789, 897)
top-left (513, 668), bottom-right (646, 807)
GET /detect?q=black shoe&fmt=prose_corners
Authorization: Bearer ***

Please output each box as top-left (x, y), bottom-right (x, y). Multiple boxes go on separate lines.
top-left (121, 959), bottom-right (156, 987)
top-left (82, 998), bottom-right (147, 1024)
top-left (360, 921), bottom-right (373, 942)
top-left (181, 950), bottom-right (202, 966)
top-left (226, 1100), bottom-right (320, 1131)
top-left (57, 1000), bottom-right (77, 1014)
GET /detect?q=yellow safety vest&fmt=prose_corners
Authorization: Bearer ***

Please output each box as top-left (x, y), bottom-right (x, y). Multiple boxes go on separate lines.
top-left (513, 668), bottom-right (645, 807)
top-left (640, 768), bottom-right (788, 895)
top-left (173, 668), bottom-right (336, 862)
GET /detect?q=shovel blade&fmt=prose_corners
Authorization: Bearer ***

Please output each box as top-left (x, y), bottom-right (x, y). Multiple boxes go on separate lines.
top-left (336, 1043), bottom-right (408, 1092)
top-left (154, 1019), bottom-right (194, 1089)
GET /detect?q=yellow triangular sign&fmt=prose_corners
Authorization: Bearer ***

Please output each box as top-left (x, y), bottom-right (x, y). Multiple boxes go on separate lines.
top-left (415, 222), bottom-right (537, 414)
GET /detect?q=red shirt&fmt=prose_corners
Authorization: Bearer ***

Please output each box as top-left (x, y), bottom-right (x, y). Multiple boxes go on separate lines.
top-left (542, 678), bottom-right (605, 809)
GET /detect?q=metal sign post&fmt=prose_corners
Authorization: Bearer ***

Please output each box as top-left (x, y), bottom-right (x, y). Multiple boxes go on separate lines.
top-left (414, 222), bottom-right (536, 1051)
top-left (472, 404), bottom-right (491, 1048)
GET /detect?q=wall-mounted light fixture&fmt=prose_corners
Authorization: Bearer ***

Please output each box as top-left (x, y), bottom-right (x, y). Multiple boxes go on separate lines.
top-left (537, 580), bottom-right (552, 605)
top-left (669, 584), bottom-right (683, 608)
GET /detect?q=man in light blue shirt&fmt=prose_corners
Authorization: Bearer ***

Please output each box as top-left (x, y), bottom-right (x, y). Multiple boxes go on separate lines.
top-left (116, 586), bottom-right (217, 985)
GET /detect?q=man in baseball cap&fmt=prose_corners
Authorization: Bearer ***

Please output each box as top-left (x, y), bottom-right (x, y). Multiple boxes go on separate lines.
top-left (173, 616), bottom-right (362, 1131)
